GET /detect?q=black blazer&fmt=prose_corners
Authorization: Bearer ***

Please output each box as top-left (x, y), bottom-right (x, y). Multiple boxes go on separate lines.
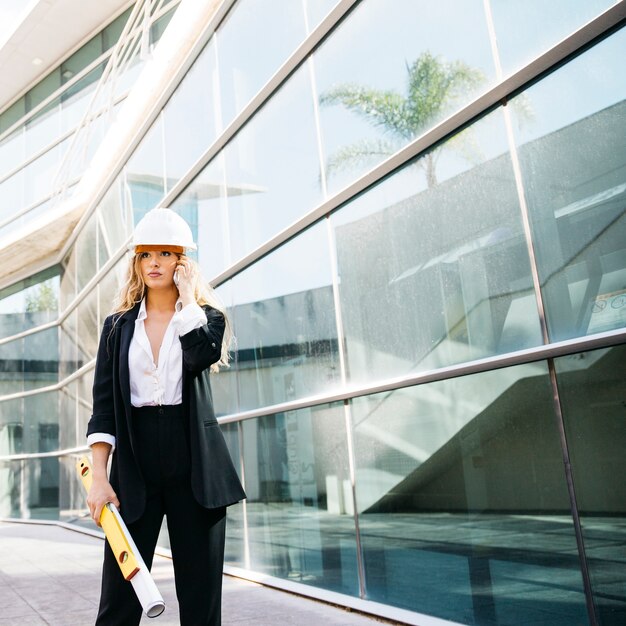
top-left (86, 302), bottom-right (246, 524)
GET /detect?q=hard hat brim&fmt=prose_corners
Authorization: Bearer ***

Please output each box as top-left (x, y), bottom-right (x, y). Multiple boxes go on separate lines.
top-left (135, 244), bottom-right (185, 254)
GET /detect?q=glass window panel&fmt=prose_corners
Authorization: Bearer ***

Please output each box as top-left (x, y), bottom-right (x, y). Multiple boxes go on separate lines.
top-left (60, 63), bottom-right (104, 132)
top-left (172, 154), bottom-right (228, 274)
top-left (217, 0), bottom-right (311, 128)
top-left (0, 398), bottom-right (24, 432)
top-left (75, 212), bottom-right (99, 293)
top-left (0, 97), bottom-right (26, 134)
top-left (24, 100), bottom-right (61, 159)
top-left (25, 69), bottom-right (61, 113)
top-left (150, 8), bottom-right (175, 45)
top-left (114, 55), bottom-right (144, 98)
top-left (0, 269), bottom-right (59, 333)
top-left (59, 310), bottom-right (78, 380)
top-left (59, 381), bottom-right (77, 450)
top-left (98, 174), bottom-right (133, 264)
top-left (556, 344), bottom-right (626, 625)
top-left (490, 0), bottom-right (616, 77)
top-left (0, 398), bottom-right (23, 445)
top-left (228, 222), bottom-right (339, 413)
top-left (60, 36), bottom-right (103, 85)
top-left (0, 169), bottom-right (24, 226)
top-left (315, 0), bottom-right (496, 196)
top-left (512, 28), bottom-right (626, 342)
top-left (23, 328), bottom-right (59, 390)
top-left (76, 287), bottom-right (99, 364)
top-left (238, 404), bottom-right (359, 595)
top-left (0, 457), bottom-right (59, 519)
top-left (23, 139), bottom-right (68, 208)
top-left (0, 331), bottom-right (56, 396)
top-left (0, 127), bottom-right (24, 180)
top-left (98, 259), bottom-right (127, 325)
top-left (60, 250), bottom-right (77, 311)
top-left (126, 115), bottom-right (166, 214)
top-left (352, 363), bottom-right (588, 624)
top-left (210, 282), bottom-right (238, 417)
top-left (22, 391), bottom-right (58, 452)
top-left (223, 66), bottom-right (322, 264)
top-left (102, 8), bottom-right (131, 50)
top-left (303, 0), bottom-right (340, 31)
top-left (0, 337), bottom-right (24, 396)
top-left (225, 501), bottom-right (245, 567)
top-left (163, 38), bottom-right (219, 191)
top-left (60, 453), bottom-right (87, 521)
top-left (332, 108), bottom-right (542, 385)
top-left (77, 371), bottom-right (94, 447)
top-left (77, 111), bottom-right (109, 180)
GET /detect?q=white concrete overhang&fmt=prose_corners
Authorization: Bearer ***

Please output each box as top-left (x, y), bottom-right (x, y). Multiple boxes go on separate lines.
top-left (0, 0), bottom-right (133, 113)
top-left (0, 0), bottom-right (227, 292)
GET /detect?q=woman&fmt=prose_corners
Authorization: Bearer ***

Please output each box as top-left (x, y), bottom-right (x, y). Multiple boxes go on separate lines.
top-left (86, 208), bottom-right (245, 626)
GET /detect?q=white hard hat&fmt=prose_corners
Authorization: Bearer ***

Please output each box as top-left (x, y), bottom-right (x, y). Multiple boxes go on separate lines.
top-left (132, 208), bottom-right (197, 252)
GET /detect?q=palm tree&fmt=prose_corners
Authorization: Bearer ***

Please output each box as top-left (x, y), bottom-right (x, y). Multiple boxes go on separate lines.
top-left (320, 52), bottom-right (486, 188)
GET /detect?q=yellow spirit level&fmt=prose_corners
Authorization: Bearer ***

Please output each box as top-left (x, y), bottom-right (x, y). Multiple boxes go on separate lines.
top-left (76, 457), bottom-right (165, 618)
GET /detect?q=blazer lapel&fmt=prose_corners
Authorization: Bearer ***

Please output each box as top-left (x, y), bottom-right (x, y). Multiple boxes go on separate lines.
top-left (119, 302), bottom-right (141, 452)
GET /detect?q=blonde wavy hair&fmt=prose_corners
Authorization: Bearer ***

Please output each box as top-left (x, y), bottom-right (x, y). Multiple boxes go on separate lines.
top-left (111, 253), bottom-right (233, 372)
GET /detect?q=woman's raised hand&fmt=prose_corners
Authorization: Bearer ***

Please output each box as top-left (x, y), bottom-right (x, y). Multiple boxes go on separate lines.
top-left (175, 257), bottom-right (197, 304)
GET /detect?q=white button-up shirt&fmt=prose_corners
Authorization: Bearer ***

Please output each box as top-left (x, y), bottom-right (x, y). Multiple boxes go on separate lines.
top-left (87, 299), bottom-right (207, 450)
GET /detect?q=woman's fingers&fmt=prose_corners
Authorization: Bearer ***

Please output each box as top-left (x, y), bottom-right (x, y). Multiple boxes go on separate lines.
top-left (87, 480), bottom-right (120, 527)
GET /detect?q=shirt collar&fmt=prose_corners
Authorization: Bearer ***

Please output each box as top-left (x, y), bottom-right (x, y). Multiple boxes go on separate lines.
top-left (136, 298), bottom-right (183, 321)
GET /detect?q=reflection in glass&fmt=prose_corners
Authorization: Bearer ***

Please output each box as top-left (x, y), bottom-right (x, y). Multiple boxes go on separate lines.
top-left (351, 363), bottom-right (588, 624)
top-left (236, 404), bottom-right (358, 595)
top-left (74, 372), bottom-right (94, 450)
top-left (216, 0), bottom-right (313, 127)
top-left (75, 212), bottom-right (99, 293)
top-left (24, 101), bottom-right (61, 158)
top-left (556, 345), bottom-right (626, 625)
top-left (0, 400), bottom-right (24, 516)
top-left (23, 139), bottom-right (68, 208)
top-left (223, 66), bottom-right (322, 262)
top-left (0, 128), bottom-right (24, 180)
top-left (60, 63), bottom-right (104, 132)
top-left (126, 115), bottom-right (166, 215)
top-left (332, 109), bottom-right (541, 384)
top-left (23, 329), bottom-right (59, 391)
top-left (97, 175), bottom-right (132, 266)
top-left (489, 0), bottom-right (616, 77)
top-left (227, 223), bottom-right (339, 413)
top-left (59, 382), bottom-right (77, 451)
top-left (163, 39), bottom-right (218, 190)
top-left (0, 457), bottom-right (59, 519)
top-left (315, 0), bottom-right (494, 195)
top-left (76, 287), bottom-right (99, 363)
top-left (98, 261), bottom-right (126, 325)
top-left (512, 28), bottom-right (626, 342)
top-left (172, 153), bottom-right (230, 276)
top-left (59, 310), bottom-right (78, 381)
top-left (0, 330), bottom-right (58, 397)
top-left (0, 169), bottom-right (24, 226)
top-left (60, 250), bottom-right (77, 311)
top-left (0, 269), bottom-right (59, 333)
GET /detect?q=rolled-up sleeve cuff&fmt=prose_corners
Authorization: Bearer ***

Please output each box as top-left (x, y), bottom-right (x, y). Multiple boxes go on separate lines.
top-left (87, 433), bottom-right (116, 451)
top-left (178, 302), bottom-right (208, 335)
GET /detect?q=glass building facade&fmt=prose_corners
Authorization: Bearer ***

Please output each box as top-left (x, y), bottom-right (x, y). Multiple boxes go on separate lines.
top-left (1, 1), bottom-right (625, 624)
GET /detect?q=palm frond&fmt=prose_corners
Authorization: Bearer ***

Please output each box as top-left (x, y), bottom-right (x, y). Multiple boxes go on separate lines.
top-left (320, 84), bottom-right (412, 139)
top-left (324, 138), bottom-right (401, 178)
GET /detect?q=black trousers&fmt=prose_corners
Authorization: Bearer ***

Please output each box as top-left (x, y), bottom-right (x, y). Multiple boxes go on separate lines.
top-left (96, 405), bottom-right (226, 626)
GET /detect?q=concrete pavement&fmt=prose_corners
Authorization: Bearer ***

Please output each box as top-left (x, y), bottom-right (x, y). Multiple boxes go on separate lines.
top-left (0, 521), bottom-right (394, 626)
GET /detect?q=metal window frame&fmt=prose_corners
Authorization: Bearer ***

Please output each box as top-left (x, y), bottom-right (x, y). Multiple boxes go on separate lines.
top-left (0, 0), bottom-right (181, 134)
top-left (2, 3), bottom-right (626, 623)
